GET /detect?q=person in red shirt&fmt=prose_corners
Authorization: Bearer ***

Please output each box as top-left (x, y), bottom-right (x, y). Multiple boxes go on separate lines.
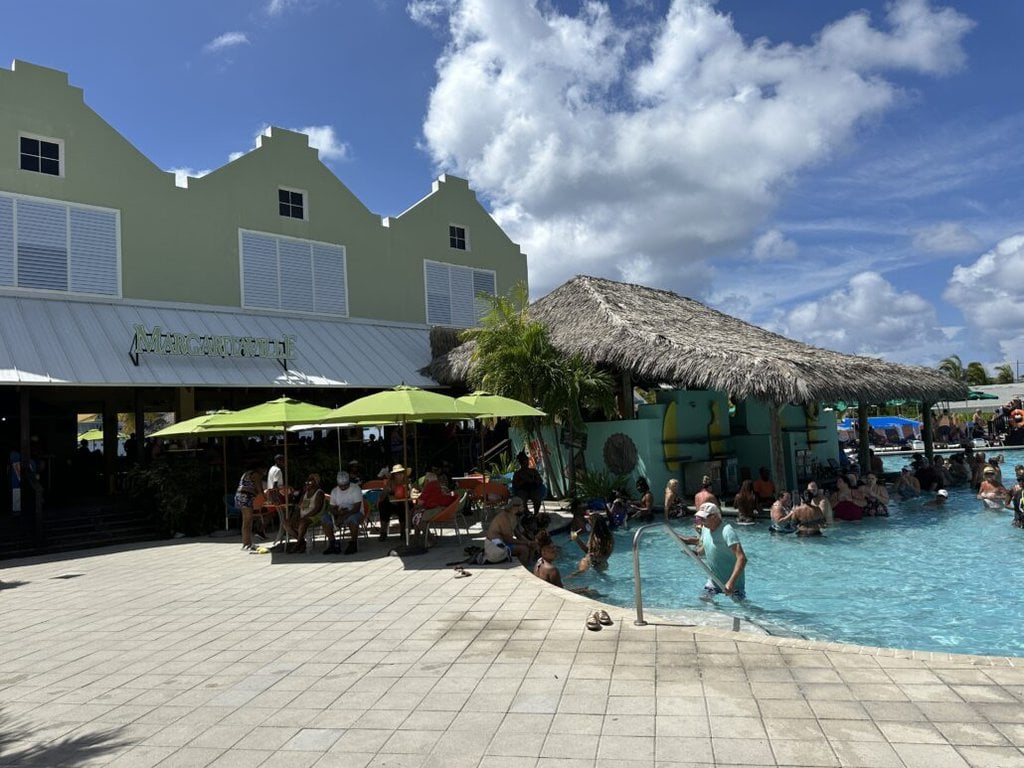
top-left (413, 472), bottom-right (459, 544)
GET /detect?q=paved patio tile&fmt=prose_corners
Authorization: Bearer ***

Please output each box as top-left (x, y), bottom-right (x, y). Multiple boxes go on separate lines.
top-left (4, 536), bottom-right (1024, 768)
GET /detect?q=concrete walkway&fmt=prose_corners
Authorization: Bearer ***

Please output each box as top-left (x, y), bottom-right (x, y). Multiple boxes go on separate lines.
top-left (1, 533), bottom-right (1023, 768)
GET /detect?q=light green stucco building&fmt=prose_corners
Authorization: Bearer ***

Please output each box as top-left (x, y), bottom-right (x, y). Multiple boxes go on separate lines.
top-left (0, 59), bottom-right (527, 514)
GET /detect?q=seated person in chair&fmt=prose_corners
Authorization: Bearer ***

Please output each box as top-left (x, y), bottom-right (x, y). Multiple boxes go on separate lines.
top-left (413, 471), bottom-right (459, 545)
top-left (323, 471), bottom-right (362, 555)
top-left (289, 474), bottom-right (327, 553)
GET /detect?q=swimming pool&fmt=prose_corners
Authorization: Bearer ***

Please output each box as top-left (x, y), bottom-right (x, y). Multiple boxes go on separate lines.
top-left (556, 450), bottom-right (1024, 657)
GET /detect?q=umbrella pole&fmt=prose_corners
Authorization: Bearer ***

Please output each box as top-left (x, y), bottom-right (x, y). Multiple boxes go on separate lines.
top-left (337, 428), bottom-right (341, 472)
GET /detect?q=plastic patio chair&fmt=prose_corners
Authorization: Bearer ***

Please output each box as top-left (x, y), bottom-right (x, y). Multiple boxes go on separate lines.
top-left (425, 490), bottom-right (471, 545)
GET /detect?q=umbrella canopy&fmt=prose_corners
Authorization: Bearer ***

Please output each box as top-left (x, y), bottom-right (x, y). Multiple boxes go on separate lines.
top-left (967, 390), bottom-right (1000, 401)
top-left (319, 386), bottom-right (477, 424)
top-left (78, 428), bottom-right (127, 441)
top-left (200, 397), bottom-right (333, 430)
top-left (454, 391), bottom-right (546, 418)
top-left (319, 386), bottom-right (476, 476)
top-left (150, 410), bottom-right (278, 438)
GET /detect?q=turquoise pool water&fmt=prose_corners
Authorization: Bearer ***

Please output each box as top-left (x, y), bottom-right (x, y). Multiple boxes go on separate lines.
top-left (557, 449), bottom-right (1024, 657)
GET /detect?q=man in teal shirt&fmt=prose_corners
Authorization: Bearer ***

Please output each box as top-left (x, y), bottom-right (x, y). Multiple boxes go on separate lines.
top-left (682, 502), bottom-right (747, 599)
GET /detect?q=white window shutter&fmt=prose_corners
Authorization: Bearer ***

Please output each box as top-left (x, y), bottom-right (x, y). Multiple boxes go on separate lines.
top-left (313, 243), bottom-right (346, 316)
top-left (240, 231), bottom-right (279, 308)
top-left (473, 269), bottom-right (496, 323)
top-left (279, 239), bottom-right (313, 312)
top-left (69, 207), bottom-right (118, 295)
top-left (17, 199), bottom-right (67, 291)
top-left (0, 195), bottom-right (13, 287)
top-left (425, 261), bottom-right (451, 325)
top-left (450, 265), bottom-right (475, 328)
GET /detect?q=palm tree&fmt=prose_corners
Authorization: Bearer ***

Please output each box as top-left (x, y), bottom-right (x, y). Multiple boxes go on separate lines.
top-left (995, 363), bottom-right (1015, 384)
top-left (463, 283), bottom-right (614, 497)
top-left (965, 361), bottom-right (991, 386)
top-left (938, 354), bottom-right (965, 382)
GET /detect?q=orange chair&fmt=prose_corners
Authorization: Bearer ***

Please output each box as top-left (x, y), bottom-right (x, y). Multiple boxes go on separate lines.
top-left (424, 490), bottom-right (471, 545)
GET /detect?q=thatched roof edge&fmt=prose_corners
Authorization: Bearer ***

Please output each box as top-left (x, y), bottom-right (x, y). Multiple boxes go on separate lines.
top-left (423, 275), bottom-right (969, 405)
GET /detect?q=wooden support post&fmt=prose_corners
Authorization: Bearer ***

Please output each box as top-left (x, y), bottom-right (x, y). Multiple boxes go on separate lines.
top-left (769, 404), bottom-right (787, 493)
top-left (922, 402), bottom-right (934, 460)
top-left (857, 403), bottom-right (871, 474)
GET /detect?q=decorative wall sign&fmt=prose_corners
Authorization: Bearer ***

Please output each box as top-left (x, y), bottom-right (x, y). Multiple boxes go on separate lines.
top-left (603, 432), bottom-right (638, 475)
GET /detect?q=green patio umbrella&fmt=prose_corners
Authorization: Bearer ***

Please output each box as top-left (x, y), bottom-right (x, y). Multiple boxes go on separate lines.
top-left (320, 386), bottom-right (477, 473)
top-left (151, 411), bottom-right (281, 503)
top-left (78, 428), bottom-right (126, 442)
top-left (455, 391), bottom-right (546, 467)
top-left (199, 397), bottom-right (334, 494)
top-left (967, 390), bottom-right (1000, 401)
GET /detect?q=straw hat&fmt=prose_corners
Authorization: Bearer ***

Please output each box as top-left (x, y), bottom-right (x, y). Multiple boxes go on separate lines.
top-left (390, 464), bottom-right (407, 474)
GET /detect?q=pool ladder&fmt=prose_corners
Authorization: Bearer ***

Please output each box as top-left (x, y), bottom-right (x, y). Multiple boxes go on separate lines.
top-left (631, 522), bottom-right (741, 630)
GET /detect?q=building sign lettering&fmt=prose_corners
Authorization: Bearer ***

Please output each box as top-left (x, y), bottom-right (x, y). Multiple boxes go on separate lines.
top-left (130, 324), bottom-right (295, 367)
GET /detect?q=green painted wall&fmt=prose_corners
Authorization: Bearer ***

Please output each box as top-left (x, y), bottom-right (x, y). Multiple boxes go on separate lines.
top-left (0, 60), bottom-right (526, 321)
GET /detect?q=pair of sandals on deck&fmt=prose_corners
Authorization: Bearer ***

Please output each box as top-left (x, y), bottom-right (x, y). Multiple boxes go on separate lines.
top-left (586, 610), bottom-right (613, 631)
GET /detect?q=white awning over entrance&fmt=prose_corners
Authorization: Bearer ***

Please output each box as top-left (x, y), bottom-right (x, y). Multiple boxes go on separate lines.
top-left (0, 292), bottom-right (438, 389)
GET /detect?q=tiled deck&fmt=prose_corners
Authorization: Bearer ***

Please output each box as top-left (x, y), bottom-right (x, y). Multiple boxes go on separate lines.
top-left (1, 532), bottom-right (1023, 768)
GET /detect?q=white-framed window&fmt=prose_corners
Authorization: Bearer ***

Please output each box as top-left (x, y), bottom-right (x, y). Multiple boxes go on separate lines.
top-left (0, 191), bottom-right (120, 296)
top-left (424, 259), bottom-right (496, 326)
top-left (239, 229), bottom-right (347, 316)
top-left (448, 224), bottom-right (469, 251)
top-left (278, 187), bottom-right (306, 220)
top-left (19, 133), bottom-right (63, 177)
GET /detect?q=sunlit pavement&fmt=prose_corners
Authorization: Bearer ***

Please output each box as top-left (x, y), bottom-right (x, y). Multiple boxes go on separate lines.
top-left (2, 529), bottom-right (1023, 768)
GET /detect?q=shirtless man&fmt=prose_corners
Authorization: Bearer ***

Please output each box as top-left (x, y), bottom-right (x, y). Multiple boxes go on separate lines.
top-left (693, 475), bottom-right (718, 510)
top-left (485, 497), bottom-right (533, 565)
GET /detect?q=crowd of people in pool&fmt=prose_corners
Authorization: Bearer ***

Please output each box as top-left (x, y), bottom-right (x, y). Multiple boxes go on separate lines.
top-left (529, 450), bottom-right (1024, 609)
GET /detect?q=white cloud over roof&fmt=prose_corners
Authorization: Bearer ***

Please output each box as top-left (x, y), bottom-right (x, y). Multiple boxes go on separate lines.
top-left (417, 0), bottom-right (973, 299)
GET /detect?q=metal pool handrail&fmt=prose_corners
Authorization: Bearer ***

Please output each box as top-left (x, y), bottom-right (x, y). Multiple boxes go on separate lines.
top-left (631, 522), bottom-right (736, 627)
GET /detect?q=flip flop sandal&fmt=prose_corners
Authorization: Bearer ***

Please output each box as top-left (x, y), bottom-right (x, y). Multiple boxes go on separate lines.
top-left (586, 612), bottom-right (602, 631)
top-left (454, 567), bottom-right (472, 578)
top-left (597, 610), bottom-right (613, 626)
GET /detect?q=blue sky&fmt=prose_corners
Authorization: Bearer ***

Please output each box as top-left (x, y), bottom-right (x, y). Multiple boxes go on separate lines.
top-left (3, 0), bottom-right (1023, 373)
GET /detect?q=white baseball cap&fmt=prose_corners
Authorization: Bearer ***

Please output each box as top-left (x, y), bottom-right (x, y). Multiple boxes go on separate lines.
top-left (694, 502), bottom-right (721, 520)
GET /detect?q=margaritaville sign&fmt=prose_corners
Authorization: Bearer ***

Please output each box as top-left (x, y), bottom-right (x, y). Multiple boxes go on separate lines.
top-left (129, 324), bottom-right (295, 367)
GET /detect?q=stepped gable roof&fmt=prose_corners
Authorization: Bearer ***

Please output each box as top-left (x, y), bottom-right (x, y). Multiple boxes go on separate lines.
top-left (425, 275), bottom-right (968, 405)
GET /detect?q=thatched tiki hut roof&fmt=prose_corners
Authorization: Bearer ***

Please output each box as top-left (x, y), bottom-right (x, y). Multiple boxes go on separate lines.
top-left (426, 275), bottom-right (967, 406)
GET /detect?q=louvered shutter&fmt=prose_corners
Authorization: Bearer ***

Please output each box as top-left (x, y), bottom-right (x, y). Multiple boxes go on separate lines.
top-left (425, 261), bottom-right (451, 325)
top-left (279, 239), bottom-right (313, 313)
top-left (70, 207), bottom-right (118, 295)
top-left (240, 231), bottom-right (279, 308)
top-left (472, 269), bottom-right (496, 323)
top-left (449, 265), bottom-right (476, 328)
top-left (313, 243), bottom-right (346, 316)
top-left (17, 199), bottom-right (67, 291)
top-left (0, 195), bottom-right (13, 287)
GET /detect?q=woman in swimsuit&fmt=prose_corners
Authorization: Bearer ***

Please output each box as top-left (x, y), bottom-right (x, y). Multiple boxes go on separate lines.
top-left (733, 480), bottom-right (757, 524)
top-left (831, 475), bottom-right (865, 521)
top-left (571, 514), bottom-right (614, 575)
top-left (235, 463), bottom-right (263, 551)
top-left (862, 474), bottom-right (889, 517)
top-left (663, 479), bottom-right (685, 521)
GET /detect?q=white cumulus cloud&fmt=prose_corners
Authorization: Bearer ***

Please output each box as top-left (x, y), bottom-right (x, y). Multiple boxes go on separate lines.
top-left (912, 221), bottom-right (981, 253)
top-left (417, 0), bottom-right (973, 298)
top-left (167, 167), bottom-right (212, 188)
top-left (228, 124), bottom-right (350, 164)
top-left (751, 229), bottom-right (798, 262)
top-left (943, 234), bottom-right (1024, 360)
top-left (203, 31), bottom-right (249, 53)
top-left (770, 271), bottom-right (947, 360)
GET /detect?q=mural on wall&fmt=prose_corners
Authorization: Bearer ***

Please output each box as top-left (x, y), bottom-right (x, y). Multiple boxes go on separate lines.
top-left (662, 401), bottom-right (681, 472)
top-left (603, 433), bottom-right (638, 475)
top-left (804, 402), bottom-right (820, 444)
top-left (708, 399), bottom-right (728, 456)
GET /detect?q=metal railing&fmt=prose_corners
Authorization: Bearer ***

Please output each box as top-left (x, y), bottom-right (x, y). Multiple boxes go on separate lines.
top-left (631, 522), bottom-right (738, 627)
